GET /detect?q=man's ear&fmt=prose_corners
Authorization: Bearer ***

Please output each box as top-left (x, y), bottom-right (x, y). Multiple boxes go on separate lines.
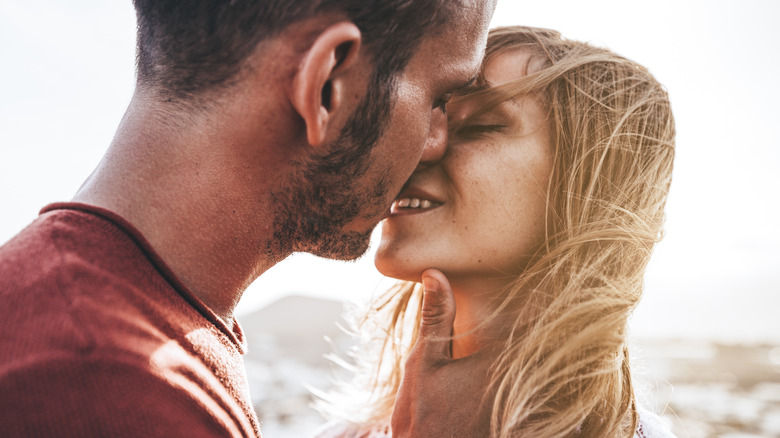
top-left (291, 22), bottom-right (362, 147)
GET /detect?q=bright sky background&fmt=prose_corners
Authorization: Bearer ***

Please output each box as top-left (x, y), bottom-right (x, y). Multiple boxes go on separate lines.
top-left (1, 1), bottom-right (778, 343)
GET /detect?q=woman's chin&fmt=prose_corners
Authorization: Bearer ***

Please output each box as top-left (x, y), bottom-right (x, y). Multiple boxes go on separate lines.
top-left (374, 252), bottom-right (425, 283)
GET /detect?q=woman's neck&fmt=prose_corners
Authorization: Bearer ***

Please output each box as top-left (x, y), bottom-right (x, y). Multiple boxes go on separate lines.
top-left (449, 276), bottom-right (509, 359)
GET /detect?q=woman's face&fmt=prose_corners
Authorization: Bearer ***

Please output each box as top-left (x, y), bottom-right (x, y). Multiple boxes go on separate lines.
top-left (375, 48), bottom-right (553, 287)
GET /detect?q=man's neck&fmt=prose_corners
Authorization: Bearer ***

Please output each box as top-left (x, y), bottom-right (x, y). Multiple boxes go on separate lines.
top-left (73, 93), bottom-right (293, 326)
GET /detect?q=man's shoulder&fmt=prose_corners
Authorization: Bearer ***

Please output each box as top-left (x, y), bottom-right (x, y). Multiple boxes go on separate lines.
top-left (0, 208), bottom-right (179, 368)
top-left (0, 208), bottom-right (140, 292)
top-left (0, 208), bottom-right (259, 437)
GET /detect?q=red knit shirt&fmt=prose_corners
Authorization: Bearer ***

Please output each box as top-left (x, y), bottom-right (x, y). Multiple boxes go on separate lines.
top-left (0, 203), bottom-right (261, 437)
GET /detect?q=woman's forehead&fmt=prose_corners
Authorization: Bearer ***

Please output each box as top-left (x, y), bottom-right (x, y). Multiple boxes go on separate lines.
top-left (483, 48), bottom-right (546, 87)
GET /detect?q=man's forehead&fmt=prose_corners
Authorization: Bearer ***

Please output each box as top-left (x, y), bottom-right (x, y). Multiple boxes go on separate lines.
top-left (420, 27), bottom-right (486, 81)
top-left (397, 0), bottom-right (492, 92)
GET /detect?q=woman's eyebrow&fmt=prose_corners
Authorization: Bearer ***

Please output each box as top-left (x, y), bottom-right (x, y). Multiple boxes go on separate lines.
top-left (485, 101), bottom-right (514, 120)
top-left (458, 78), bottom-right (489, 95)
top-left (464, 100), bottom-right (514, 123)
top-left (460, 74), bottom-right (479, 90)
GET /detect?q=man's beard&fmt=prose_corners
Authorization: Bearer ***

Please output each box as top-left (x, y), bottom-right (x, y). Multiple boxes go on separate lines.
top-left (268, 75), bottom-right (395, 261)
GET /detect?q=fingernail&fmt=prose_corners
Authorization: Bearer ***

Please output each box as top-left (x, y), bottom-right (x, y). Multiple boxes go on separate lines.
top-left (422, 274), bottom-right (439, 292)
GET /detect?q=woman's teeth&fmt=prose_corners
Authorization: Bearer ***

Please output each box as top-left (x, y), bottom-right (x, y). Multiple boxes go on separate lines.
top-left (395, 197), bottom-right (433, 209)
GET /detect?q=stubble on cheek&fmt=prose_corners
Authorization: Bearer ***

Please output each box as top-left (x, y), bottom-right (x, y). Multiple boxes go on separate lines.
top-left (266, 161), bottom-right (391, 261)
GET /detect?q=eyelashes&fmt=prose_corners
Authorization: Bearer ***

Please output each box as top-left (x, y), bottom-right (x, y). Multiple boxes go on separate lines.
top-left (453, 124), bottom-right (507, 139)
top-left (433, 93), bottom-right (453, 114)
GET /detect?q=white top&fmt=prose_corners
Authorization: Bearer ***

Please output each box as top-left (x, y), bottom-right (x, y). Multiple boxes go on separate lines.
top-left (635, 407), bottom-right (677, 438)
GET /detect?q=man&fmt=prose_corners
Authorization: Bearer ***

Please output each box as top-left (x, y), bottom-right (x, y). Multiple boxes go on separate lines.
top-left (0, 1), bottom-right (495, 437)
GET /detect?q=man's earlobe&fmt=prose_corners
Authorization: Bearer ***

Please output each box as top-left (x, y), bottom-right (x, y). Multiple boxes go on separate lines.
top-left (291, 22), bottom-right (361, 147)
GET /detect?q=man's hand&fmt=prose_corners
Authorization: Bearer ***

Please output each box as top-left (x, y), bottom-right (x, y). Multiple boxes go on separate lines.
top-left (391, 269), bottom-right (493, 438)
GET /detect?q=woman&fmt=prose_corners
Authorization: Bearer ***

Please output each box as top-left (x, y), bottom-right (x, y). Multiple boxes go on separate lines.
top-left (316, 26), bottom-right (676, 437)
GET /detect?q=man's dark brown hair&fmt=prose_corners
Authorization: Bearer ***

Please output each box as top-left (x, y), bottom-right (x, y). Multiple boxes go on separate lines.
top-left (133, 0), bottom-right (461, 100)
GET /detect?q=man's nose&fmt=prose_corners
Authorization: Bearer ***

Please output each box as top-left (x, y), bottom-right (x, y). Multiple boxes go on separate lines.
top-left (419, 108), bottom-right (448, 164)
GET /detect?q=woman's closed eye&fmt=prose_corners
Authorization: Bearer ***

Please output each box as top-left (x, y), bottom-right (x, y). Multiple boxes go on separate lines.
top-left (453, 124), bottom-right (507, 139)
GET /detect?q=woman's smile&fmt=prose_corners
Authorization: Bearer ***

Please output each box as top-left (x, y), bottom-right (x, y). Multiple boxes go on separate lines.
top-left (389, 186), bottom-right (444, 216)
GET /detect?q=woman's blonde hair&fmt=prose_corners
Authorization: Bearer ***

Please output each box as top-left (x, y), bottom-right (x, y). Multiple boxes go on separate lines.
top-left (316, 26), bottom-right (675, 437)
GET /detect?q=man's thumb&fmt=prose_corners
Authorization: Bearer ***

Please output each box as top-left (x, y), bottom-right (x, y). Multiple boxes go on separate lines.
top-left (416, 268), bottom-right (456, 360)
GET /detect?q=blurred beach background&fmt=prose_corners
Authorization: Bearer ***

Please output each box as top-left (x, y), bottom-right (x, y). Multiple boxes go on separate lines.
top-left (1, 1), bottom-right (779, 437)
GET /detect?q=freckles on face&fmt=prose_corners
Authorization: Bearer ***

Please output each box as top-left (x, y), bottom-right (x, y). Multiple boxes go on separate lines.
top-left (376, 104), bottom-right (553, 283)
top-left (453, 130), bottom-right (550, 259)
top-left (376, 48), bottom-right (554, 285)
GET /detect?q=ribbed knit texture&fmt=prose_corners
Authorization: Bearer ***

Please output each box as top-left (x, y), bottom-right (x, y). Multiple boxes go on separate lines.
top-left (0, 203), bottom-right (261, 437)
